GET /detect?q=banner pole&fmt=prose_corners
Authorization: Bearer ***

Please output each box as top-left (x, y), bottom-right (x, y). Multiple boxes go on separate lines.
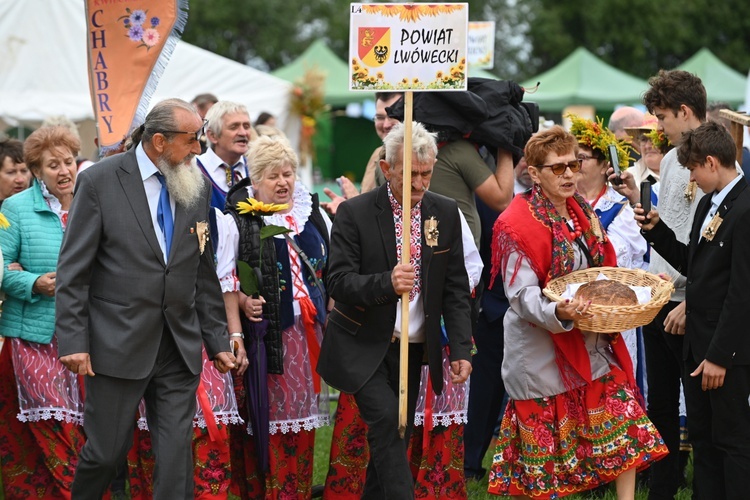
top-left (398, 91), bottom-right (414, 439)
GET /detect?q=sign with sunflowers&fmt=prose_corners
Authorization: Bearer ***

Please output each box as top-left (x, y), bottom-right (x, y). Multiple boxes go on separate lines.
top-left (349, 3), bottom-right (468, 91)
top-left (468, 21), bottom-right (495, 69)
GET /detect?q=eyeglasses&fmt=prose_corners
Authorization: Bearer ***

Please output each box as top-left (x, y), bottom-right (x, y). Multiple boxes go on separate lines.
top-left (534, 159), bottom-right (582, 175)
top-left (159, 119), bottom-right (208, 141)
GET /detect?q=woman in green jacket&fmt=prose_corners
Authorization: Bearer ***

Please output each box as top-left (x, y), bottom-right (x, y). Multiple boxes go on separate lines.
top-left (0, 126), bottom-right (84, 499)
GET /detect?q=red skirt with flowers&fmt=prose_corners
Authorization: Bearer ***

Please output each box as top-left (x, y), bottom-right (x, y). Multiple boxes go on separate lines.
top-left (488, 365), bottom-right (667, 499)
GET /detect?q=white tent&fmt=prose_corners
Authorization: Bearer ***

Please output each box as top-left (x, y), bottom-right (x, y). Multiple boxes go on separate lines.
top-left (0, 0), bottom-right (296, 159)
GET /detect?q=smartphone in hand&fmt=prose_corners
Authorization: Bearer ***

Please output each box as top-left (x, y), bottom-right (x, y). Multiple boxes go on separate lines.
top-left (640, 181), bottom-right (652, 224)
top-left (608, 144), bottom-right (622, 186)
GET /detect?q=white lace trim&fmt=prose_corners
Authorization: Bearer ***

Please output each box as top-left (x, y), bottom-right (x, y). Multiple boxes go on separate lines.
top-left (413, 410), bottom-right (468, 427)
top-left (136, 410), bottom-right (243, 431)
top-left (594, 186), bottom-right (627, 212)
top-left (265, 414), bottom-right (330, 435)
top-left (17, 408), bottom-right (84, 425)
top-left (261, 182), bottom-right (313, 235)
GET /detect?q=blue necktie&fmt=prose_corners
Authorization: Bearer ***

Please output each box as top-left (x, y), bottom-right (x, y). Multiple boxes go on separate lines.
top-left (155, 173), bottom-right (173, 259)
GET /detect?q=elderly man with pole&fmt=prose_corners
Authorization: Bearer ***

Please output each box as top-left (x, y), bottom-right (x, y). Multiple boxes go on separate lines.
top-left (318, 118), bottom-right (472, 499)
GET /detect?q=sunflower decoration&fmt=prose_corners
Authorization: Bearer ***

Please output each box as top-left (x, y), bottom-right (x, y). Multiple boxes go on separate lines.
top-left (566, 114), bottom-right (633, 168)
top-left (0, 213), bottom-right (9, 229)
top-left (236, 197), bottom-right (289, 216)
top-left (235, 198), bottom-right (291, 296)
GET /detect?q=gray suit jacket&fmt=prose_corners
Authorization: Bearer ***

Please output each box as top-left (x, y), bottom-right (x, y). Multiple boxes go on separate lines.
top-left (56, 148), bottom-right (229, 379)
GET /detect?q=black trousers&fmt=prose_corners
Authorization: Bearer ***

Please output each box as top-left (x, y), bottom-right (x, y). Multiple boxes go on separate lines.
top-left (684, 356), bottom-right (750, 500)
top-left (463, 310), bottom-right (506, 479)
top-left (354, 341), bottom-right (424, 500)
top-left (72, 329), bottom-right (200, 500)
top-left (642, 300), bottom-right (685, 500)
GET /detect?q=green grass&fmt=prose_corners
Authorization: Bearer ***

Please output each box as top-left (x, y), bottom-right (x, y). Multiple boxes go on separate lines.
top-left (312, 399), bottom-right (694, 499)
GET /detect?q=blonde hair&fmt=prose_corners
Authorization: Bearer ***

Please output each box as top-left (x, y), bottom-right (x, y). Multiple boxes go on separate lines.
top-left (247, 135), bottom-right (298, 184)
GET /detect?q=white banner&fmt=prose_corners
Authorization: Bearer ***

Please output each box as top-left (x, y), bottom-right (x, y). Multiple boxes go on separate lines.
top-left (468, 21), bottom-right (495, 69)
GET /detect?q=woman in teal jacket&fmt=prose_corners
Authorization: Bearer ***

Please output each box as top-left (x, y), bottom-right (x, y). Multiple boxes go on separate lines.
top-left (0, 126), bottom-right (85, 499)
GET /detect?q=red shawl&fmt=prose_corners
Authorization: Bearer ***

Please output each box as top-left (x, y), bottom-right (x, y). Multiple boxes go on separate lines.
top-left (491, 184), bottom-right (637, 393)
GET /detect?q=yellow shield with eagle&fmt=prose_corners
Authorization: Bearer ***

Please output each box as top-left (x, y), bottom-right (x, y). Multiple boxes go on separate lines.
top-left (358, 27), bottom-right (390, 67)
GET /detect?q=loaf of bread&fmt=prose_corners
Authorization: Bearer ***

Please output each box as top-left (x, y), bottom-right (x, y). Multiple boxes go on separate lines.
top-left (575, 280), bottom-right (638, 306)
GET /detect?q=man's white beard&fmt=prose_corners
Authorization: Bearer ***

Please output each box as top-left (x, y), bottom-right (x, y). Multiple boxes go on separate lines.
top-left (157, 155), bottom-right (204, 210)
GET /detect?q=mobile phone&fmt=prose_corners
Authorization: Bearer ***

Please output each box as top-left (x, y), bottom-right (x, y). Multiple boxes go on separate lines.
top-left (640, 181), bottom-right (652, 224)
top-left (608, 144), bottom-right (622, 186)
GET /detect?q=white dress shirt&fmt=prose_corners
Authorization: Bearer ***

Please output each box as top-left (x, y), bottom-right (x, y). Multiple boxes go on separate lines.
top-left (197, 147), bottom-right (248, 191)
top-left (136, 143), bottom-right (174, 262)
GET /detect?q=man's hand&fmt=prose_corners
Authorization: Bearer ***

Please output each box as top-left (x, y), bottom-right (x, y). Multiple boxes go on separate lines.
top-left (32, 272), bottom-right (56, 297)
top-left (59, 353), bottom-right (95, 376)
top-left (7, 262), bottom-right (23, 271)
top-left (321, 189), bottom-right (347, 216)
top-left (338, 176), bottom-right (360, 199)
top-left (213, 352), bottom-right (237, 374)
top-left (450, 359), bottom-right (472, 384)
top-left (634, 204), bottom-right (660, 231)
top-left (241, 295), bottom-right (266, 323)
top-left (607, 167), bottom-right (639, 204)
top-left (691, 359), bottom-right (726, 391)
top-left (664, 301), bottom-right (686, 335)
top-left (231, 339), bottom-right (249, 376)
top-left (391, 263), bottom-right (416, 295)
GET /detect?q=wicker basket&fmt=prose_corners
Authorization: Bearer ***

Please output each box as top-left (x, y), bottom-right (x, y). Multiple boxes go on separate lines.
top-left (542, 267), bottom-right (674, 333)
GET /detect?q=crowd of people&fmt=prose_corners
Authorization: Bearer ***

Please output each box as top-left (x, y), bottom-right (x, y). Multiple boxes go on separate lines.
top-left (1, 67), bottom-right (750, 500)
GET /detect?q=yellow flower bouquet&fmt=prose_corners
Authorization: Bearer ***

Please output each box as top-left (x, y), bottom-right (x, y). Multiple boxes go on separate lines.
top-left (235, 198), bottom-right (291, 297)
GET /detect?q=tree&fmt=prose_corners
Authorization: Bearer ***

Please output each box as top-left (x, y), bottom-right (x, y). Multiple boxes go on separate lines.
top-left (524, 0), bottom-right (750, 80)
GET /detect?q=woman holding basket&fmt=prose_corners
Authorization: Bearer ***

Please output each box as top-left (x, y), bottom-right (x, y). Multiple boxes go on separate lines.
top-left (487, 126), bottom-right (667, 499)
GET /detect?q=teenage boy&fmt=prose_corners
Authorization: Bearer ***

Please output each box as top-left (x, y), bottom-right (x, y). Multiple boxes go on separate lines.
top-left (636, 121), bottom-right (750, 500)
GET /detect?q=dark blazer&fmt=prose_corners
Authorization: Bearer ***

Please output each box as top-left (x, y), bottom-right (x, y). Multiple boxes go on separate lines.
top-left (317, 185), bottom-right (473, 395)
top-left (56, 148), bottom-right (230, 379)
top-left (645, 179), bottom-right (750, 368)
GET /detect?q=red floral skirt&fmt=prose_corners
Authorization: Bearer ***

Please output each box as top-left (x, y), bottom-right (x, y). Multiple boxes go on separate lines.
top-left (0, 340), bottom-right (85, 500)
top-left (324, 393), bottom-right (467, 500)
top-left (488, 365), bottom-right (668, 499)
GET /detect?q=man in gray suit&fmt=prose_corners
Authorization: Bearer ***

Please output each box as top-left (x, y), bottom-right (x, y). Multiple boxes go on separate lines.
top-left (56, 98), bottom-right (236, 499)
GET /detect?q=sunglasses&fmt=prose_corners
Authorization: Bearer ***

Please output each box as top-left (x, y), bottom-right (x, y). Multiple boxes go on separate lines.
top-left (534, 159), bottom-right (582, 175)
top-left (159, 119), bottom-right (208, 141)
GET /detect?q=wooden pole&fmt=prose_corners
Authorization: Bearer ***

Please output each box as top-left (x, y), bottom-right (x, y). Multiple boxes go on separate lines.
top-left (398, 91), bottom-right (414, 439)
top-left (719, 109), bottom-right (750, 164)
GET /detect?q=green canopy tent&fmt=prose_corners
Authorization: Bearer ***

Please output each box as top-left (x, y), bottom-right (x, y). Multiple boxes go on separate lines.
top-left (676, 48), bottom-right (748, 107)
top-left (272, 39), bottom-right (375, 107)
top-left (520, 47), bottom-right (648, 112)
top-left (272, 40), bottom-right (380, 180)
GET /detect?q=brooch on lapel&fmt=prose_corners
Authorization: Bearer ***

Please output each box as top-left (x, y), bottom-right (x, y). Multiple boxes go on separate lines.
top-left (193, 220), bottom-right (209, 254)
top-left (684, 181), bottom-right (697, 202)
top-left (702, 213), bottom-right (723, 241)
top-left (425, 217), bottom-right (439, 247)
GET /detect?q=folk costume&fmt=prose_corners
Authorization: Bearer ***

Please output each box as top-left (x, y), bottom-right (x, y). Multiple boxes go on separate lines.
top-left (487, 185), bottom-right (667, 498)
top-left (225, 181), bottom-right (330, 500)
top-left (324, 211), bottom-right (480, 500)
top-left (0, 180), bottom-right (85, 499)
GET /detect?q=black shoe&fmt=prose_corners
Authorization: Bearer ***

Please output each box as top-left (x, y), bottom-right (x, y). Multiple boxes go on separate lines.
top-left (311, 484), bottom-right (325, 498)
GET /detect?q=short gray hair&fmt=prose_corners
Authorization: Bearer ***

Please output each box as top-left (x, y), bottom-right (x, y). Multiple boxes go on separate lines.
top-left (248, 135), bottom-right (299, 184)
top-left (205, 101), bottom-right (250, 138)
top-left (382, 121), bottom-right (437, 167)
top-left (133, 98), bottom-right (198, 145)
